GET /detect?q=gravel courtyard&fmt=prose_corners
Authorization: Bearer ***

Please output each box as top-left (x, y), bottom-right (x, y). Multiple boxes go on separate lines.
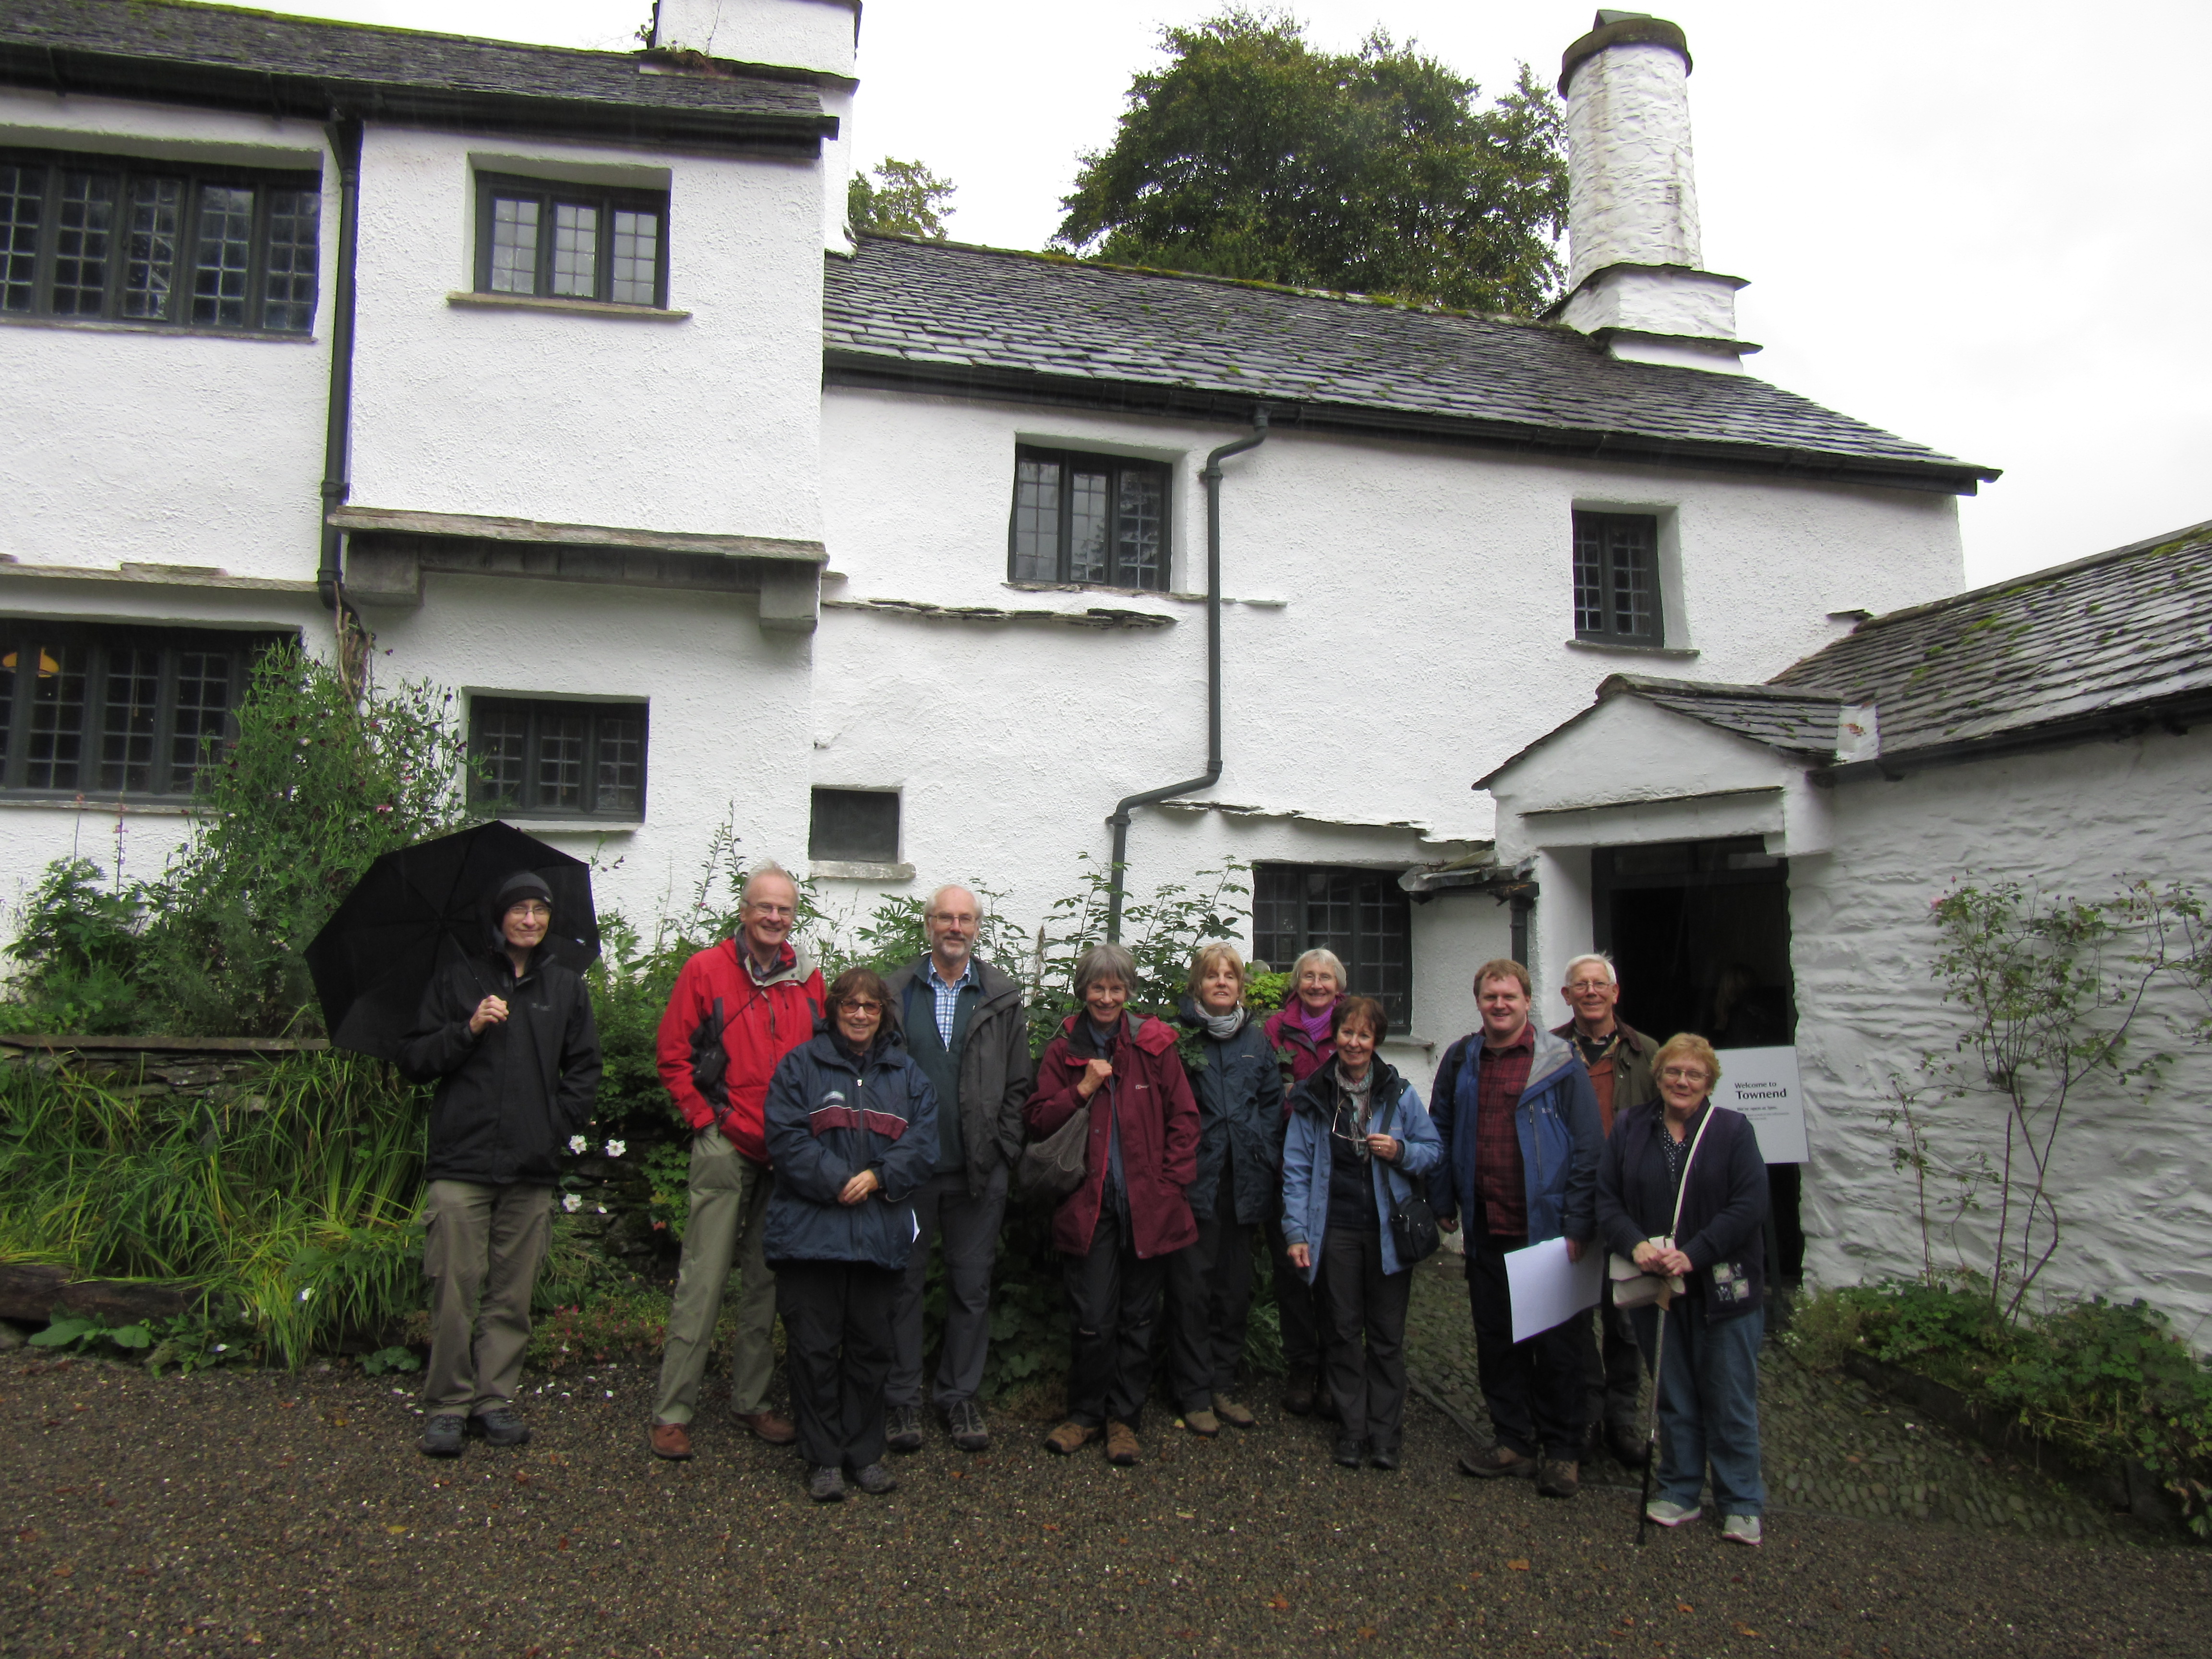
top-left (4, 1261), bottom-right (2204, 1658)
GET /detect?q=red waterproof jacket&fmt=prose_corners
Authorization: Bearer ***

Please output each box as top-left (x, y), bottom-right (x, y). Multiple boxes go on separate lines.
top-left (1026, 1012), bottom-right (1199, 1260)
top-left (656, 938), bottom-right (825, 1164)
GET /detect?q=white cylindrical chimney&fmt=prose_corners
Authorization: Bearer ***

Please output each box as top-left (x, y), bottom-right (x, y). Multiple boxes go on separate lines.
top-left (1555, 12), bottom-right (1750, 371)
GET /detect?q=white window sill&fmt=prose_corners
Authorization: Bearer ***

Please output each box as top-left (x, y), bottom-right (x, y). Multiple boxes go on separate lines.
top-left (810, 859), bottom-right (915, 881)
top-left (1564, 637), bottom-right (1700, 660)
top-left (0, 313), bottom-right (315, 343)
top-left (446, 291), bottom-right (692, 322)
top-left (499, 818), bottom-right (643, 834)
top-left (0, 796), bottom-right (194, 815)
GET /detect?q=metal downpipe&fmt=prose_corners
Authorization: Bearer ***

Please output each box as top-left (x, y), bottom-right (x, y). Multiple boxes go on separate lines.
top-left (316, 115), bottom-right (363, 617)
top-left (1105, 408), bottom-right (1268, 941)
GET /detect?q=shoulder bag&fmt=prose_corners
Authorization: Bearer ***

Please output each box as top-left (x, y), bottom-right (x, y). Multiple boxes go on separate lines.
top-left (1609, 1106), bottom-right (1715, 1309)
top-left (1015, 1089), bottom-right (1093, 1203)
top-left (1378, 1087), bottom-right (1441, 1268)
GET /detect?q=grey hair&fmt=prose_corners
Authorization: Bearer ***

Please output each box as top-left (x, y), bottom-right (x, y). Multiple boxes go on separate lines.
top-left (925, 883), bottom-right (985, 924)
top-left (1072, 943), bottom-right (1139, 999)
top-left (1289, 947), bottom-right (1347, 991)
top-left (1560, 952), bottom-right (1616, 987)
top-left (740, 861), bottom-right (798, 905)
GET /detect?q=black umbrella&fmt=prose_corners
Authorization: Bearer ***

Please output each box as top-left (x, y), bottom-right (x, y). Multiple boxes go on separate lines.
top-left (305, 820), bottom-right (601, 1063)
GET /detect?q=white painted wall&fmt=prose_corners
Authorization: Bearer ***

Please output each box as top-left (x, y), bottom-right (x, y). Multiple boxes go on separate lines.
top-left (0, 92), bottom-right (335, 581)
top-left (347, 126), bottom-right (826, 543)
top-left (653, 0), bottom-right (858, 75)
top-left (1793, 728), bottom-right (2212, 1343)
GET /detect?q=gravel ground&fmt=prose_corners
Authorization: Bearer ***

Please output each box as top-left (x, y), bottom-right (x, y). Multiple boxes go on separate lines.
top-left (4, 1330), bottom-right (2205, 1659)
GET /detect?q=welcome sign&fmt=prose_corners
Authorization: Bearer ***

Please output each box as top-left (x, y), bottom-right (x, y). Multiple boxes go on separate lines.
top-left (1712, 1046), bottom-right (1808, 1164)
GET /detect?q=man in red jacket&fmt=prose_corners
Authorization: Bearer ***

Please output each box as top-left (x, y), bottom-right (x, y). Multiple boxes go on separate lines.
top-left (648, 863), bottom-right (825, 1460)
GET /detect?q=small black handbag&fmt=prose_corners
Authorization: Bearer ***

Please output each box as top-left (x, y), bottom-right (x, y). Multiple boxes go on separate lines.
top-left (1378, 1092), bottom-right (1441, 1266)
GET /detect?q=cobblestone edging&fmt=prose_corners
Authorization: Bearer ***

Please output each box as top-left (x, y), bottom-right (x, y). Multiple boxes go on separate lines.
top-left (1398, 1255), bottom-right (2129, 1540)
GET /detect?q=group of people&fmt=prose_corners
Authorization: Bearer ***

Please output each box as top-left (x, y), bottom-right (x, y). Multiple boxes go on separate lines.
top-left (401, 865), bottom-right (1770, 1540)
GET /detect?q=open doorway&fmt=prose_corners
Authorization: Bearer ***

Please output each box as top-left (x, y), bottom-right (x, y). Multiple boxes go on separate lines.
top-left (1591, 836), bottom-right (1803, 1283)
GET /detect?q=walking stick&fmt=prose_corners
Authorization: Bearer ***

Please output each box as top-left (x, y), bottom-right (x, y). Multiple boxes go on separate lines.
top-left (1634, 1285), bottom-right (1672, 1547)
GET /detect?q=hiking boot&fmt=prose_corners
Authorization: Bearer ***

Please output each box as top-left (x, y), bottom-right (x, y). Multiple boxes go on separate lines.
top-left (1460, 1443), bottom-right (1535, 1479)
top-left (806, 1464), bottom-right (846, 1503)
top-left (1333, 1435), bottom-right (1365, 1468)
top-left (1369, 1446), bottom-right (1401, 1471)
top-left (1105, 1422), bottom-right (1142, 1466)
top-left (1645, 1498), bottom-right (1702, 1528)
top-left (1536, 1457), bottom-right (1581, 1499)
top-left (886, 1404), bottom-right (924, 1454)
top-left (1721, 1514), bottom-right (1764, 1547)
top-left (470, 1407), bottom-right (529, 1448)
top-left (1607, 1421), bottom-right (1649, 1468)
top-left (648, 1422), bottom-right (694, 1461)
top-left (1183, 1407), bottom-right (1220, 1437)
top-left (1044, 1419), bottom-right (1099, 1456)
top-left (1212, 1393), bottom-right (1256, 1429)
top-left (945, 1397), bottom-right (990, 1453)
top-left (1281, 1380), bottom-right (1316, 1416)
top-left (852, 1460), bottom-right (897, 1496)
top-left (417, 1414), bottom-right (466, 1458)
top-left (737, 1409), bottom-right (797, 1445)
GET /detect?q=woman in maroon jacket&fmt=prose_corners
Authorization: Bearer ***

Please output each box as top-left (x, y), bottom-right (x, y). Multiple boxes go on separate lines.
top-left (1026, 944), bottom-right (1199, 1465)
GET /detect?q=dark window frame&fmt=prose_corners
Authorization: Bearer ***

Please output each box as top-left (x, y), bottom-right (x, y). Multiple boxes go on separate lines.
top-left (466, 696), bottom-right (649, 822)
top-left (1007, 445), bottom-right (1172, 592)
top-left (1572, 510), bottom-right (1665, 646)
top-left (807, 786), bottom-right (902, 865)
top-left (473, 172), bottom-right (671, 308)
top-left (1253, 864), bottom-right (1415, 1028)
top-left (0, 146), bottom-right (321, 335)
top-left (0, 620), bottom-right (286, 798)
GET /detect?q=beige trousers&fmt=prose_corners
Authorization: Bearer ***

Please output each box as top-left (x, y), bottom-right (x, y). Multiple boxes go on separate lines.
top-left (421, 1179), bottom-right (553, 1418)
top-left (651, 1128), bottom-right (779, 1424)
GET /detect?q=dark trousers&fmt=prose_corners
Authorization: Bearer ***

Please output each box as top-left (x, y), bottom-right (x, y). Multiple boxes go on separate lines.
top-left (1584, 1277), bottom-right (1645, 1434)
top-left (1063, 1205), bottom-right (1169, 1428)
top-left (890, 1164), bottom-right (1008, 1409)
top-left (1317, 1227), bottom-right (1411, 1452)
top-left (774, 1258), bottom-right (899, 1471)
top-left (1166, 1169), bottom-right (1258, 1408)
top-left (1467, 1233), bottom-right (1589, 1460)
top-left (1263, 1212), bottom-right (1322, 1384)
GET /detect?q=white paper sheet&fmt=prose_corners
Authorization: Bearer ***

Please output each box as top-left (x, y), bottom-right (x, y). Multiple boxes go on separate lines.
top-left (1504, 1235), bottom-right (1605, 1344)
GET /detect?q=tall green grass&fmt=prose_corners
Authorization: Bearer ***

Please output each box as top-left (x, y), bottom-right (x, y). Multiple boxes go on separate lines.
top-left (0, 1053), bottom-right (428, 1367)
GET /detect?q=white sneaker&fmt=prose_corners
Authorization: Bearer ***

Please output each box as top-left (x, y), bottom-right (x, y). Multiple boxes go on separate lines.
top-left (1644, 1499), bottom-right (1702, 1527)
top-left (1721, 1513), bottom-right (1763, 1546)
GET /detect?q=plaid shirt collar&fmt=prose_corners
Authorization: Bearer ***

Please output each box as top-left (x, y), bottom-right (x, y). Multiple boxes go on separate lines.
top-left (922, 954), bottom-right (978, 1045)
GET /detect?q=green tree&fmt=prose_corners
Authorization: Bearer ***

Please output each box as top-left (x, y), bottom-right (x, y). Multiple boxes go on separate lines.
top-left (847, 157), bottom-right (958, 239)
top-left (1055, 8), bottom-right (1567, 315)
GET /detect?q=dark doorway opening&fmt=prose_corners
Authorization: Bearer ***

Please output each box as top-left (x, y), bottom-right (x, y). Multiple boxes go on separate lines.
top-left (1592, 836), bottom-right (1803, 1283)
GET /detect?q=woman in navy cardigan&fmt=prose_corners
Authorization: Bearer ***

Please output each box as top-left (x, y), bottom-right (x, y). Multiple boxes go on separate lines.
top-left (1597, 1032), bottom-right (1769, 1545)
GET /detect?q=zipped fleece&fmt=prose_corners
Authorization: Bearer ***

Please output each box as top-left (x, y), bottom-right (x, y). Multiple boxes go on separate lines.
top-left (1026, 1012), bottom-right (1200, 1260)
top-left (762, 1027), bottom-right (940, 1271)
top-left (655, 938), bottom-right (826, 1165)
top-left (880, 956), bottom-right (1034, 1197)
top-left (399, 945), bottom-right (601, 1187)
top-left (1176, 997), bottom-right (1286, 1226)
top-left (1279, 1060), bottom-right (1442, 1279)
top-left (1428, 1026), bottom-right (1602, 1245)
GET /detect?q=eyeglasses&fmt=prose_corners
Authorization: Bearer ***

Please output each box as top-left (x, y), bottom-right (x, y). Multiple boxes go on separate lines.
top-left (1660, 1067), bottom-right (1710, 1083)
top-left (839, 999), bottom-right (885, 1015)
top-left (506, 902), bottom-right (552, 920)
top-left (928, 912), bottom-right (979, 927)
top-left (1564, 979), bottom-right (1612, 994)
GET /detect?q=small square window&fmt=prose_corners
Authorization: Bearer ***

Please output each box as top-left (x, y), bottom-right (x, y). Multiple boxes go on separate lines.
top-left (809, 788), bottom-right (900, 864)
top-left (1008, 446), bottom-right (1170, 591)
top-left (467, 697), bottom-right (647, 820)
top-left (475, 173), bottom-right (668, 308)
top-left (1572, 511), bottom-right (1664, 646)
top-left (1253, 864), bottom-right (1414, 1028)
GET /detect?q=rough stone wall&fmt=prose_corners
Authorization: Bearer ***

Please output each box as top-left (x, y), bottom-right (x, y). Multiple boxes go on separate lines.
top-left (1794, 726), bottom-right (2212, 1344)
top-left (1564, 41), bottom-right (1703, 292)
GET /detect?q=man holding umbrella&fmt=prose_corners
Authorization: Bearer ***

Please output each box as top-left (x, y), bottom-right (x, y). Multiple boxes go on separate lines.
top-left (400, 871), bottom-right (602, 1458)
top-left (649, 863), bottom-right (824, 1458)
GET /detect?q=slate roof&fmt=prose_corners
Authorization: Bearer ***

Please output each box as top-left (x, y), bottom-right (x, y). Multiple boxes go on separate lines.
top-left (0, 0), bottom-right (829, 147)
top-left (1491, 519), bottom-right (2212, 780)
top-left (824, 237), bottom-right (1998, 493)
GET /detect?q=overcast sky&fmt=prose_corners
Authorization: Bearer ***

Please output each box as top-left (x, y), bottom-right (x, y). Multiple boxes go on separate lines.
top-left (296, 1), bottom-right (2209, 586)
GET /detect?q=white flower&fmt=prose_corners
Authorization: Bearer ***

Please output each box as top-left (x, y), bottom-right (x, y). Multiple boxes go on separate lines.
top-left (567, 1135), bottom-right (588, 1155)
top-left (595, 1205), bottom-right (608, 1215)
top-left (562, 1193), bottom-right (582, 1213)
top-left (298, 1288), bottom-right (313, 1302)
top-left (603, 1139), bottom-right (626, 1158)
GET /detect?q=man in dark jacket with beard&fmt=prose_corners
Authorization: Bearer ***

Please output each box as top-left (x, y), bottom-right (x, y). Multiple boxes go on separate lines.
top-left (878, 884), bottom-right (1033, 1455)
top-left (398, 871), bottom-right (601, 1458)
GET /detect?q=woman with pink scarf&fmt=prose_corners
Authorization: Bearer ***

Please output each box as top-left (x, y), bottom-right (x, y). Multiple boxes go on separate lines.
top-left (1261, 948), bottom-right (1346, 1416)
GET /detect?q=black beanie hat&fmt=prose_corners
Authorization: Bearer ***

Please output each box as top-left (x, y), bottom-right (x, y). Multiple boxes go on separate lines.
top-left (494, 870), bottom-right (553, 911)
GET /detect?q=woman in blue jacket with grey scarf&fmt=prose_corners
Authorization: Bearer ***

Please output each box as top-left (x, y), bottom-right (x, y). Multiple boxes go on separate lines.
top-left (762, 967), bottom-right (938, 1503)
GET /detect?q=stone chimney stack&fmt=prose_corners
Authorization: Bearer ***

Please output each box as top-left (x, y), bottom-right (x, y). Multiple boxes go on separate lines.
top-left (1554, 12), bottom-right (1752, 373)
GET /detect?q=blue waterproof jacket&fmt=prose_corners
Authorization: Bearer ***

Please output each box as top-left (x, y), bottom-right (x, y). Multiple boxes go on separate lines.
top-left (762, 1027), bottom-right (939, 1271)
top-left (1280, 1060), bottom-right (1442, 1280)
top-left (1177, 997), bottom-right (1286, 1225)
top-left (1428, 1026), bottom-right (1602, 1244)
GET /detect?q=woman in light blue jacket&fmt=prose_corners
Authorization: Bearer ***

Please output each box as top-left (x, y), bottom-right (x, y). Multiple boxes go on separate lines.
top-left (1281, 995), bottom-right (1441, 1470)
